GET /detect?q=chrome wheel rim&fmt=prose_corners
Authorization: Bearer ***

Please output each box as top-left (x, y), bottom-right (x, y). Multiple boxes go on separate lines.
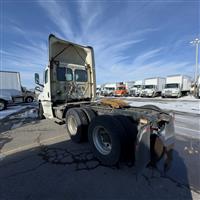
top-left (0, 102), bottom-right (5, 110)
top-left (67, 115), bottom-right (78, 135)
top-left (27, 97), bottom-right (32, 102)
top-left (93, 126), bottom-right (112, 155)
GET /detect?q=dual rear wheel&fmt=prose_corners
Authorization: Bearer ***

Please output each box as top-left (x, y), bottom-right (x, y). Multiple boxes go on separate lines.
top-left (65, 108), bottom-right (138, 166)
top-left (65, 107), bottom-right (96, 143)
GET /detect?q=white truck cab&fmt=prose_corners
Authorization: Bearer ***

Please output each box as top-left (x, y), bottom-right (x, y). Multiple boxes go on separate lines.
top-left (101, 83), bottom-right (116, 96)
top-left (129, 80), bottom-right (143, 97)
top-left (141, 77), bottom-right (165, 97)
top-left (35, 34), bottom-right (96, 119)
top-left (162, 75), bottom-right (192, 98)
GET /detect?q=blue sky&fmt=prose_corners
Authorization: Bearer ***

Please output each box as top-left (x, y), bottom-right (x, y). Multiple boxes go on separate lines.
top-left (1, 0), bottom-right (199, 88)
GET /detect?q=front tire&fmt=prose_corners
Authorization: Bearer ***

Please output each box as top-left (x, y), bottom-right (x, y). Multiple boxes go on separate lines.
top-left (177, 92), bottom-right (182, 98)
top-left (0, 99), bottom-right (6, 111)
top-left (25, 96), bottom-right (34, 103)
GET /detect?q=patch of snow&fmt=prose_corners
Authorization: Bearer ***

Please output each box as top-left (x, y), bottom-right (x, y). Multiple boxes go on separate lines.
top-left (127, 100), bottom-right (200, 114)
top-left (0, 105), bottom-right (38, 120)
top-left (9, 108), bottom-right (38, 119)
top-left (125, 95), bottom-right (200, 101)
top-left (0, 106), bottom-right (24, 119)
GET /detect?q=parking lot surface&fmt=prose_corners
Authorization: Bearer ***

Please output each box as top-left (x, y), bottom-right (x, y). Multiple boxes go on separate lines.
top-left (0, 101), bottom-right (199, 200)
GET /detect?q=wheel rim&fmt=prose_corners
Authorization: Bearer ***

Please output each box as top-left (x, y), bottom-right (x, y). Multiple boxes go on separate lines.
top-left (93, 126), bottom-right (112, 155)
top-left (0, 102), bottom-right (4, 110)
top-left (67, 115), bottom-right (78, 135)
top-left (27, 97), bottom-right (32, 102)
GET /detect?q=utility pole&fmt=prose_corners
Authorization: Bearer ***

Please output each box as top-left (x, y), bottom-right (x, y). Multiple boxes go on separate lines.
top-left (190, 38), bottom-right (200, 83)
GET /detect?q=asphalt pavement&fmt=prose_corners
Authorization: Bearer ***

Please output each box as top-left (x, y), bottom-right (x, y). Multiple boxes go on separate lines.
top-left (0, 101), bottom-right (199, 199)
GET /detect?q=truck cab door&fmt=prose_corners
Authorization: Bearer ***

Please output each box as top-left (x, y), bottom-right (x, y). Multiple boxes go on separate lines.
top-left (40, 68), bottom-right (54, 118)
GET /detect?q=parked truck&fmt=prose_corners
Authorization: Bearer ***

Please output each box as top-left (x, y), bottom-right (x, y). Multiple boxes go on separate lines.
top-left (101, 83), bottom-right (116, 96)
top-left (190, 76), bottom-right (199, 99)
top-left (0, 71), bottom-right (35, 111)
top-left (124, 81), bottom-right (135, 95)
top-left (162, 75), bottom-right (192, 98)
top-left (114, 82), bottom-right (128, 96)
top-left (141, 77), bottom-right (165, 97)
top-left (129, 80), bottom-right (143, 96)
top-left (96, 84), bottom-right (101, 96)
top-left (35, 34), bottom-right (174, 171)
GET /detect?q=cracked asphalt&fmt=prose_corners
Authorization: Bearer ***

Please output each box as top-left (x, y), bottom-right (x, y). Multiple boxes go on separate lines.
top-left (0, 108), bottom-right (200, 199)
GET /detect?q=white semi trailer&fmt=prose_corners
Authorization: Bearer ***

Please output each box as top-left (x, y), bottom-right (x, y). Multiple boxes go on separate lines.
top-left (162, 75), bottom-right (192, 98)
top-left (0, 71), bottom-right (21, 110)
top-left (141, 77), bottom-right (165, 97)
top-left (0, 71), bottom-right (35, 111)
top-left (129, 80), bottom-right (143, 96)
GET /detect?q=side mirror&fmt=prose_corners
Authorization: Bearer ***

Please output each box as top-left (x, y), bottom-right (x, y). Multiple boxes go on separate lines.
top-left (35, 73), bottom-right (40, 84)
top-left (34, 73), bottom-right (44, 87)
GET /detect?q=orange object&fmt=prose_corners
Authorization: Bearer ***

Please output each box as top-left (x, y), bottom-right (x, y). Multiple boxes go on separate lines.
top-left (100, 98), bottom-right (128, 108)
top-left (114, 84), bottom-right (128, 96)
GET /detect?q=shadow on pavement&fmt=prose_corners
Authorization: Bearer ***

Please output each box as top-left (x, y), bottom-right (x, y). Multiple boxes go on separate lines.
top-left (0, 138), bottom-right (195, 200)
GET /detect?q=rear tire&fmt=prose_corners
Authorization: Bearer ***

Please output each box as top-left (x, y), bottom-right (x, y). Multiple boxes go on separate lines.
top-left (114, 115), bottom-right (138, 163)
top-left (81, 107), bottom-right (96, 123)
top-left (66, 108), bottom-right (88, 143)
top-left (0, 99), bottom-right (6, 111)
top-left (88, 115), bottom-right (126, 166)
top-left (140, 105), bottom-right (162, 112)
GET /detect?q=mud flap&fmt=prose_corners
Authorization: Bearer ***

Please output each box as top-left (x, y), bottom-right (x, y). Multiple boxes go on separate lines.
top-left (160, 115), bottom-right (175, 172)
top-left (134, 124), bottom-right (151, 174)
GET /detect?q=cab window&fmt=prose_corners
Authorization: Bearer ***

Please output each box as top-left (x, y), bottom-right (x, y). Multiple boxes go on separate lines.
top-left (75, 69), bottom-right (87, 82)
top-left (66, 68), bottom-right (73, 81)
top-left (57, 67), bottom-right (73, 81)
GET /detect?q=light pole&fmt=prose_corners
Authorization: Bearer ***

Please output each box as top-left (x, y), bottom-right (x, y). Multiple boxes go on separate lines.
top-left (190, 38), bottom-right (200, 83)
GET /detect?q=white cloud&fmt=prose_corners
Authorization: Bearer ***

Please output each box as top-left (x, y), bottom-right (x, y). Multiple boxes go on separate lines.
top-left (2, 1), bottom-right (194, 88)
top-left (37, 0), bottom-right (75, 40)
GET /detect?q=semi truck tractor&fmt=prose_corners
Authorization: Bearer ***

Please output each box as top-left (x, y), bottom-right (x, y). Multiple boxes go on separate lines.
top-left (162, 75), bottom-right (192, 98)
top-left (114, 82), bottom-right (128, 96)
top-left (124, 81), bottom-right (135, 95)
top-left (101, 83), bottom-right (116, 96)
top-left (96, 84), bottom-right (101, 96)
top-left (35, 34), bottom-right (174, 171)
top-left (129, 80), bottom-right (143, 96)
top-left (141, 77), bottom-right (165, 97)
top-left (0, 71), bottom-right (35, 111)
